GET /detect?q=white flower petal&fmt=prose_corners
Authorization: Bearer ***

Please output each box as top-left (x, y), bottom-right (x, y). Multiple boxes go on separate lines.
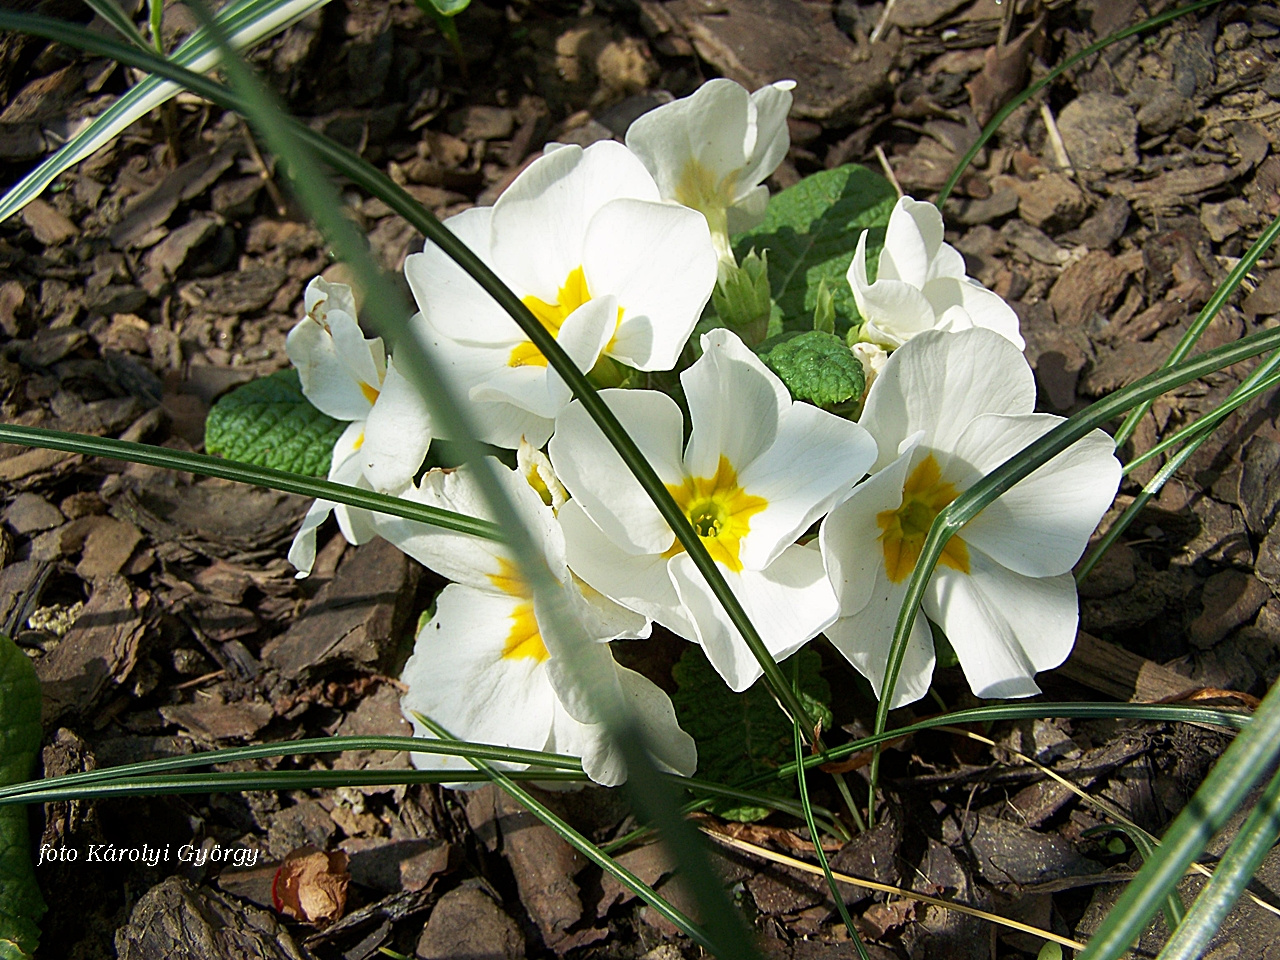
top-left (682, 329), bottom-right (787, 477)
top-left (861, 328), bottom-right (1036, 473)
top-left (543, 624), bottom-right (627, 725)
top-left (413, 318), bottom-right (553, 448)
top-left (288, 497), bottom-right (334, 578)
top-left (550, 391), bottom-right (685, 555)
top-left (824, 564), bottom-right (936, 709)
top-left (405, 206), bottom-right (521, 345)
top-left (582, 198), bottom-right (716, 371)
top-left (491, 142), bottom-right (659, 301)
top-left (923, 549), bottom-right (1079, 700)
top-left (401, 583), bottom-right (557, 773)
top-left (625, 78), bottom-right (751, 200)
top-left (668, 544), bottom-right (837, 693)
top-left (738, 80), bottom-right (795, 196)
top-left (726, 184), bottom-right (770, 235)
top-left (304, 276), bottom-right (358, 323)
top-left (617, 664), bottom-right (698, 776)
top-left (819, 440), bottom-right (920, 617)
top-left (952, 414), bottom-right (1120, 578)
top-left (558, 499), bottom-right (691, 635)
top-left (736, 400), bottom-right (877, 570)
top-left (327, 307), bottom-right (385, 395)
top-left (286, 315), bottom-right (373, 422)
top-left (360, 357), bottom-right (432, 491)
top-left (878, 196), bottom-right (939, 288)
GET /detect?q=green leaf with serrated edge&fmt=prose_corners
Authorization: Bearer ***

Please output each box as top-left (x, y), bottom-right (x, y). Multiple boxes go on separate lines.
top-left (0, 634), bottom-right (45, 960)
top-left (672, 646), bottom-right (832, 822)
top-left (734, 164), bottom-right (898, 333)
top-left (205, 369), bottom-right (346, 477)
top-left (760, 330), bottom-right (865, 409)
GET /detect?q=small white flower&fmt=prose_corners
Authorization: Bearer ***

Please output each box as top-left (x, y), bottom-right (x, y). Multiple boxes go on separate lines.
top-left (550, 328), bottom-right (878, 692)
top-left (382, 461), bottom-right (696, 787)
top-left (819, 328), bottom-right (1120, 707)
top-left (625, 78), bottom-right (796, 258)
top-left (403, 141), bottom-right (717, 449)
top-left (286, 278), bottom-right (432, 576)
top-left (848, 196), bottom-right (1024, 350)
top-left (852, 341), bottom-right (889, 393)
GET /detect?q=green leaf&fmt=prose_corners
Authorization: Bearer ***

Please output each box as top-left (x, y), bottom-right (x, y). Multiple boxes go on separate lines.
top-left (759, 330), bottom-right (865, 409)
top-left (734, 164), bottom-right (898, 333)
top-left (672, 646), bottom-right (832, 822)
top-left (205, 369), bottom-right (346, 477)
top-left (0, 634), bottom-right (45, 960)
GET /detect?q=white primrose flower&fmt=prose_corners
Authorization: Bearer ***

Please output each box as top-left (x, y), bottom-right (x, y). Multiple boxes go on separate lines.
top-left (848, 196), bottom-right (1024, 350)
top-left (286, 278), bottom-right (432, 577)
top-left (380, 459), bottom-right (697, 787)
top-left (819, 328), bottom-right (1120, 708)
top-left (550, 328), bottom-right (878, 693)
top-left (403, 140), bottom-right (717, 449)
top-left (625, 78), bottom-right (796, 259)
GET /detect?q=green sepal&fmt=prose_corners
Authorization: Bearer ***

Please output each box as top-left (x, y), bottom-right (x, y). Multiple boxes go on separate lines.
top-left (672, 647), bottom-right (832, 822)
top-left (0, 634), bottom-right (45, 960)
top-left (759, 330), bottom-right (865, 409)
top-left (204, 368), bottom-right (347, 478)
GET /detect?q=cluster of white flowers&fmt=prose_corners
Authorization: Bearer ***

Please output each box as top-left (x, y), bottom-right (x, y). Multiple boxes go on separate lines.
top-left (282, 79), bottom-right (1121, 786)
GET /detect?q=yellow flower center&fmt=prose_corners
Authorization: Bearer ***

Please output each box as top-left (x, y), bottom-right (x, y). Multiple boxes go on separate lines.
top-left (359, 381), bottom-right (380, 404)
top-left (510, 265), bottom-right (622, 368)
top-left (486, 558), bottom-right (549, 662)
top-left (876, 454), bottom-right (970, 583)
top-left (664, 455), bottom-right (767, 573)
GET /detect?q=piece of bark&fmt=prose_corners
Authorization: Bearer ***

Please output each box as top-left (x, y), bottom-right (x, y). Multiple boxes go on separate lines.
top-left (115, 876), bottom-right (306, 960)
top-left (263, 538), bottom-right (419, 679)
top-left (492, 790), bottom-right (584, 950)
top-left (417, 885), bottom-right (525, 960)
top-left (1055, 630), bottom-right (1195, 702)
top-left (35, 576), bottom-right (149, 723)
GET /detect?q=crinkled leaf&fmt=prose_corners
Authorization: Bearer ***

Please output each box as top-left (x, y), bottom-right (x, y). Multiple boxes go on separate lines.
top-left (205, 369), bottom-right (346, 477)
top-left (0, 634), bottom-right (45, 960)
top-left (734, 164), bottom-right (898, 333)
top-left (759, 330), bottom-right (865, 409)
top-left (672, 647), bottom-right (832, 822)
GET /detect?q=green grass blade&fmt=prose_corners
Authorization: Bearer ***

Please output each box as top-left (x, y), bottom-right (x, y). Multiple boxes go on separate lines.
top-left (1079, 678), bottom-right (1280, 960)
top-left (412, 713), bottom-right (739, 957)
top-left (793, 719), bottom-right (870, 957)
top-left (871, 321), bottom-right (1280, 774)
top-left (180, 12), bottom-right (758, 958)
top-left (936, 0), bottom-right (1225, 205)
top-left (0, 0), bottom-right (328, 225)
top-left (0, 769), bottom-right (590, 804)
top-left (0, 735), bottom-right (582, 804)
top-left (0, 8), bottom-right (818, 741)
top-left (1156, 765), bottom-right (1280, 960)
top-left (0, 422), bottom-right (500, 541)
top-left (1113, 213), bottom-right (1280, 447)
top-left (82, 0), bottom-right (150, 49)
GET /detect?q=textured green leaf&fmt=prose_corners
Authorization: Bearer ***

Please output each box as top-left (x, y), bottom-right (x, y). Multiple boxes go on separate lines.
top-left (672, 647), bottom-right (832, 822)
top-left (760, 330), bottom-right (865, 409)
top-left (734, 164), bottom-right (898, 333)
top-left (0, 634), bottom-right (45, 960)
top-left (205, 369), bottom-right (346, 477)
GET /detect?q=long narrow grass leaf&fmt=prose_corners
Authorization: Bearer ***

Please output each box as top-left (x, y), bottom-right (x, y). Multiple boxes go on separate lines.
top-left (0, 0), bottom-right (327, 224)
top-left (936, 0), bottom-right (1225, 205)
top-left (794, 719), bottom-right (870, 957)
top-left (0, 423), bottom-right (500, 541)
top-left (81, 0), bottom-right (150, 48)
top-left (183, 12), bottom-right (756, 959)
top-left (1113, 213), bottom-right (1280, 447)
top-left (1078, 676), bottom-right (1280, 959)
top-left (0, 735), bottom-right (581, 804)
top-left (1157, 765), bottom-right (1280, 960)
top-left (0, 7), bottom-right (817, 740)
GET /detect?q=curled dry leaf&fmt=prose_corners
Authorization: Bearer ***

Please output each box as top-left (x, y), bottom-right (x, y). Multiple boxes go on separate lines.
top-left (271, 847), bottom-right (350, 927)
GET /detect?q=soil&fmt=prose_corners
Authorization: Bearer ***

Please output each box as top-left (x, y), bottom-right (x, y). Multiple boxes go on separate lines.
top-left (2, 0), bottom-right (1280, 957)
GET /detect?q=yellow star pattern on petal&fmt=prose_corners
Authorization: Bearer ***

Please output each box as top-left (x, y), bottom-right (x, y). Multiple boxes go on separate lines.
top-left (876, 453), bottom-right (970, 583)
top-left (664, 455), bottom-right (767, 573)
